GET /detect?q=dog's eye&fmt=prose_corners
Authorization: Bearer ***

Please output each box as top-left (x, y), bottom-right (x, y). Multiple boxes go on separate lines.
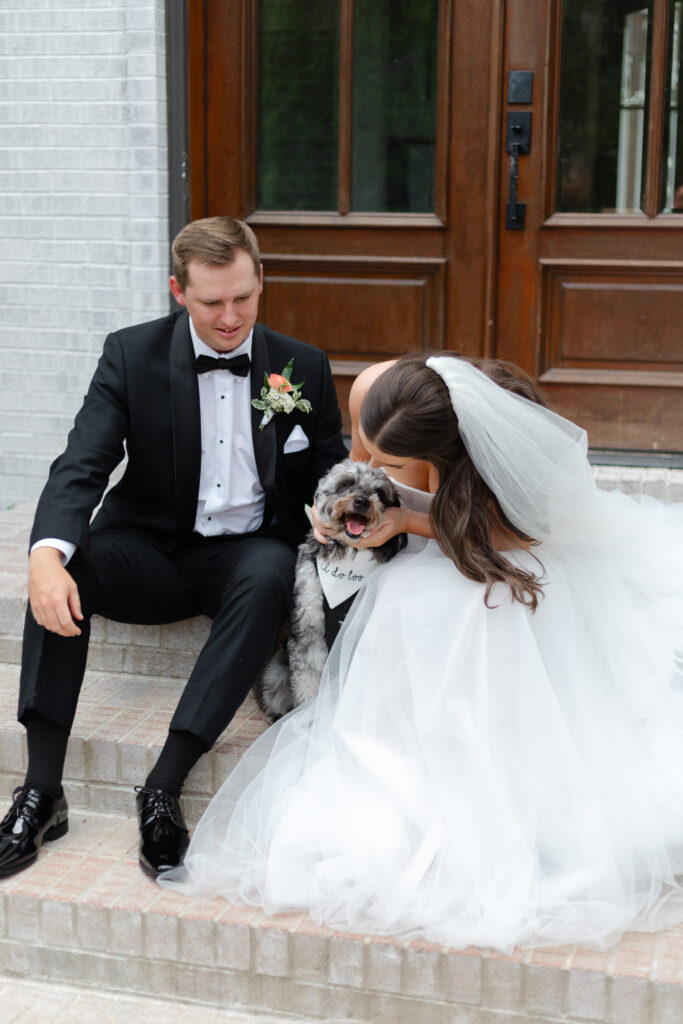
top-left (336, 476), bottom-right (357, 491)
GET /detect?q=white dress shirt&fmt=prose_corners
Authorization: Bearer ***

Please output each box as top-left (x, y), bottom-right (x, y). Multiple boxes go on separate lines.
top-left (190, 321), bottom-right (265, 536)
top-left (32, 316), bottom-right (265, 563)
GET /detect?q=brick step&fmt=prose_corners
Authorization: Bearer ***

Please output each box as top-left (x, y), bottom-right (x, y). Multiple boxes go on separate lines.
top-left (0, 974), bottom-right (292, 1023)
top-left (0, 502), bottom-right (212, 677)
top-left (0, 663), bottom-right (266, 825)
top-left (0, 595), bottom-right (211, 680)
top-left (3, 810), bottom-right (683, 1024)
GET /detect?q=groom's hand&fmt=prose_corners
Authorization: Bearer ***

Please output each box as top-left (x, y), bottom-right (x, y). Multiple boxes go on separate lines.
top-left (28, 547), bottom-right (84, 637)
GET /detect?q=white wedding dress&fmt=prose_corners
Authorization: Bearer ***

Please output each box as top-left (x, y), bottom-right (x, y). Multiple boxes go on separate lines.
top-left (162, 360), bottom-right (683, 953)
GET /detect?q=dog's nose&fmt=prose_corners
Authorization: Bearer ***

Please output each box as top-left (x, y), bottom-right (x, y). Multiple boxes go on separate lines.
top-left (351, 497), bottom-right (370, 512)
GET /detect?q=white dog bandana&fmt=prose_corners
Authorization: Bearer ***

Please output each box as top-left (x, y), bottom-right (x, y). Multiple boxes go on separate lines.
top-left (315, 547), bottom-right (381, 608)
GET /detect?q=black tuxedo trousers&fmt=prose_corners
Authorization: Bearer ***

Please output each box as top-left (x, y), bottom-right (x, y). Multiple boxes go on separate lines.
top-left (19, 525), bottom-right (296, 747)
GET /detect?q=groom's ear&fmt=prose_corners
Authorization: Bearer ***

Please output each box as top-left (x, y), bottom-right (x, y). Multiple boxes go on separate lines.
top-left (169, 276), bottom-right (186, 306)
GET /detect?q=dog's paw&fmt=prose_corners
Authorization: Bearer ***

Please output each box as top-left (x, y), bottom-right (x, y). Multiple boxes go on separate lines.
top-left (254, 648), bottom-right (295, 722)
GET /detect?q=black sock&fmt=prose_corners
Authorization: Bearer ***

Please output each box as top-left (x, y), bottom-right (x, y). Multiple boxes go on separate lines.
top-left (23, 710), bottom-right (69, 800)
top-left (144, 730), bottom-right (207, 797)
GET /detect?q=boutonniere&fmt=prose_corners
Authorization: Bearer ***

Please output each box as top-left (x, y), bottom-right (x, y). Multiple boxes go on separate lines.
top-left (251, 358), bottom-right (312, 430)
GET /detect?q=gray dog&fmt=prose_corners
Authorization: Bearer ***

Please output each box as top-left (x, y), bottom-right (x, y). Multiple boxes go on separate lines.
top-left (254, 459), bottom-right (407, 721)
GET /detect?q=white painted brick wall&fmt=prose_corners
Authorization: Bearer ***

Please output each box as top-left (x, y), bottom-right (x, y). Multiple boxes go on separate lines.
top-left (0, 0), bottom-right (169, 507)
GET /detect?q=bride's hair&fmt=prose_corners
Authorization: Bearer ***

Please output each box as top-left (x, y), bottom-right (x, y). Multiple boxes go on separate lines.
top-left (360, 353), bottom-right (547, 610)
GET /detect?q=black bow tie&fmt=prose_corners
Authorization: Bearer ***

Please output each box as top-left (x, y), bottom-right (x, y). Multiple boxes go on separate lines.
top-left (195, 353), bottom-right (251, 377)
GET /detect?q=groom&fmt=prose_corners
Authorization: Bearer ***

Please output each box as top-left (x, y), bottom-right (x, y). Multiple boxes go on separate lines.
top-left (0, 216), bottom-right (346, 879)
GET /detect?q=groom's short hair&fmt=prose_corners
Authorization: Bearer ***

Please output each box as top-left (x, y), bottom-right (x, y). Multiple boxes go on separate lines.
top-left (172, 216), bottom-right (261, 289)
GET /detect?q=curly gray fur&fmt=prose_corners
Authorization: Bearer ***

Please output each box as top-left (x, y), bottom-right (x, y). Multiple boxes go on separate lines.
top-left (254, 459), bottom-right (407, 722)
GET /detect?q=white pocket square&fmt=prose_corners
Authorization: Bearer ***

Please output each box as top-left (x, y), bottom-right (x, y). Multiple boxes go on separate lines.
top-left (283, 424), bottom-right (310, 454)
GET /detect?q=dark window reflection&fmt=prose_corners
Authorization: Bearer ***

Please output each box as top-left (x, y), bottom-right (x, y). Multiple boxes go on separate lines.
top-left (662, 1), bottom-right (683, 211)
top-left (351, 0), bottom-right (438, 212)
top-left (557, 0), bottom-right (653, 213)
top-left (258, 0), bottom-right (339, 210)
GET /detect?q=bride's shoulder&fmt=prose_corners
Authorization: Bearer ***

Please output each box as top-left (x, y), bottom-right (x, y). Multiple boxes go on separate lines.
top-left (349, 360), bottom-right (397, 411)
top-left (349, 361), bottom-right (397, 461)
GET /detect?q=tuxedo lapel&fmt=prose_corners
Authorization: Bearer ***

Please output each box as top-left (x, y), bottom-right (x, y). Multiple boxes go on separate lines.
top-left (250, 324), bottom-right (278, 495)
top-left (169, 311), bottom-right (201, 536)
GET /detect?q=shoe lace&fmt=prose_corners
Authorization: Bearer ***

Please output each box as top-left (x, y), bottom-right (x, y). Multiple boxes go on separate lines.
top-left (2, 786), bottom-right (44, 831)
top-left (134, 785), bottom-right (177, 819)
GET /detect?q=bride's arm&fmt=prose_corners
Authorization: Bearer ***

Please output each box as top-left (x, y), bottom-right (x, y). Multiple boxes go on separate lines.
top-left (355, 505), bottom-right (432, 547)
top-left (312, 363), bottom-right (395, 544)
top-left (343, 366), bottom-right (436, 547)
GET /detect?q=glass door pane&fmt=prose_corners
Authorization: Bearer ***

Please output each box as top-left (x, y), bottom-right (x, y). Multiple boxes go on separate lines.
top-left (556, 0), bottom-right (654, 213)
top-left (258, 0), bottom-right (339, 210)
top-left (350, 0), bottom-right (439, 212)
top-left (662, 0), bottom-right (683, 210)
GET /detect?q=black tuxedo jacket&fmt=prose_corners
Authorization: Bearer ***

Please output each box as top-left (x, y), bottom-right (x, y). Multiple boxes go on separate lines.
top-left (31, 310), bottom-right (347, 553)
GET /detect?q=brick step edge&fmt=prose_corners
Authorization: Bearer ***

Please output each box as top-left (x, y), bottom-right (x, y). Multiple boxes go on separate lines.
top-left (2, 820), bottom-right (683, 1024)
top-left (0, 769), bottom-right (213, 828)
top-left (0, 723), bottom-right (259, 827)
top-left (0, 663), bottom-right (270, 822)
top-left (0, 973), bottom-right (296, 1024)
top-left (0, 602), bottom-right (212, 680)
top-left (0, 808), bottom-right (539, 1024)
top-left (2, 903), bottom-right (683, 1024)
top-left (5, 811), bottom-right (683, 1024)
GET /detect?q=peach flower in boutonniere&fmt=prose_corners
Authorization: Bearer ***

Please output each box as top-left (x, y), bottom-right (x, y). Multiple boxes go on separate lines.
top-left (267, 373), bottom-right (292, 391)
top-left (252, 358), bottom-right (312, 430)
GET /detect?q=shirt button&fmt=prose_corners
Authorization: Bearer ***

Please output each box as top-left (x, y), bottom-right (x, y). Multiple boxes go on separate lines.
top-left (220, 395), bottom-right (225, 399)
top-left (217, 483), bottom-right (221, 488)
top-left (219, 439), bottom-right (223, 444)
top-left (208, 516), bottom-right (212, 521)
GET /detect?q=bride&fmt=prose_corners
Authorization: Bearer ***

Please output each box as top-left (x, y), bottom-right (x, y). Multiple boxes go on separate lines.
top-left (160, 353), bottom-right (683, 952)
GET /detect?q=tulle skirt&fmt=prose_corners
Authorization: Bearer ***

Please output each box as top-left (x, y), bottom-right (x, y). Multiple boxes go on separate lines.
top-left (161, 491), bottom-right (683, 952)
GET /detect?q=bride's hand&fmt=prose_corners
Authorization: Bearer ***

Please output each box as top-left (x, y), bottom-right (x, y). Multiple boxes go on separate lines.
top-left (310, 503), bottom-right (331, 545)
top-left (353, 507), bottom-right (404, 548)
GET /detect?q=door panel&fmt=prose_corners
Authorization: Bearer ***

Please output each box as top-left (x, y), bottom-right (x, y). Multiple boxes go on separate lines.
top-left (541, 261), bottom-right (683, 364)
top-left (496, 0), bottom-right (683, 452)
top-left (260, 256), bottom-right (446, 358)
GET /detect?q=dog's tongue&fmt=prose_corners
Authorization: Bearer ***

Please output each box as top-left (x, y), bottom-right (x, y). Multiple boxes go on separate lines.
top-left (345, 515), bottom-right (366, 537)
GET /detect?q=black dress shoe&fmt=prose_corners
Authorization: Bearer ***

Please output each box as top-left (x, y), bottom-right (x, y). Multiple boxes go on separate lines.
top-left (135, 786), bottom-right (189, 879)
top-left (0, 786), bottom-right (69, 877)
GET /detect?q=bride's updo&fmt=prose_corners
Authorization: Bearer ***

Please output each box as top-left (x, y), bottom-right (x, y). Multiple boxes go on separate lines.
top-left (360, 353), bottom-right (547, 610)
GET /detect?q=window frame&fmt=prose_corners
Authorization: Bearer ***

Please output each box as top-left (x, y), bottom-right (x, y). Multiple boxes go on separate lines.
top-left (242, 0), bottom-right (451, 225)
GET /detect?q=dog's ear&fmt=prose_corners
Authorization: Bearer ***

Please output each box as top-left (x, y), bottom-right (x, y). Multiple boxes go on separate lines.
top-left (301, 531), bottom-right (345, 561)
top-left (377, 485), bottom-right (401, 509)
top-left (370, 531), bottom-right (408, 563)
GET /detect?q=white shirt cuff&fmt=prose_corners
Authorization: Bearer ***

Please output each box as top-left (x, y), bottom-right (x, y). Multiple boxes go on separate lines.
top-left (30, 538), bottom-right (77, 566)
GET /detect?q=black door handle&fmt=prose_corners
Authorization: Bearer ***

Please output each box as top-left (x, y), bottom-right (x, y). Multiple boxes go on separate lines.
top-left (505, 112), bottom-right (531, 230)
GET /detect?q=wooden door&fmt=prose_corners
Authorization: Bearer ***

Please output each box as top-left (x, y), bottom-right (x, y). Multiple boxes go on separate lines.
top-left (188, 0), bottom-right (682, 451)
top-left (188, 0), bottom-right (499, 431)
top-left (496, 0), bottom-right (683, 452)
